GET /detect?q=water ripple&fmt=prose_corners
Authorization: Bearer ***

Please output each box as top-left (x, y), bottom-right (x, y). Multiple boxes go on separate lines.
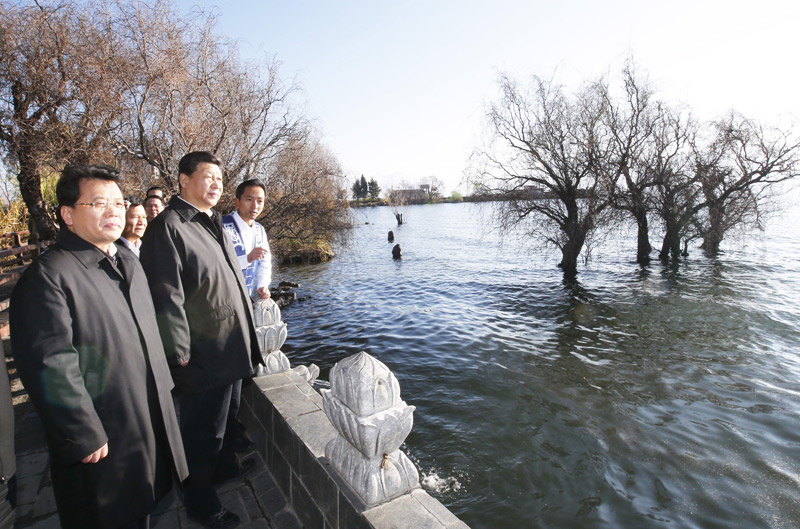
top-left (279, 203), bottom-right (800, 529)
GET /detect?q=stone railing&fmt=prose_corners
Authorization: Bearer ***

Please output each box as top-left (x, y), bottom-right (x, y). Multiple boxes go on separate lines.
top-left (321, 352), bottom-right (420, 508)
top-left (240, 298), bottom-right (469, 529)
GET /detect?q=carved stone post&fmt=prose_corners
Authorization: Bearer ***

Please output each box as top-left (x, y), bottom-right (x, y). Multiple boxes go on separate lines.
top-left (252, 298), bottom-right (318, 382)
top-left (321, 351), bottom-right (419, 508)
top-left (252, 297), bottom-right (291, 374)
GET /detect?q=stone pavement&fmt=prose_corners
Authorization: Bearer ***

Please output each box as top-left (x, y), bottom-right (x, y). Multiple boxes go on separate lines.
top-left (9, 375), bottom-right (304, 529)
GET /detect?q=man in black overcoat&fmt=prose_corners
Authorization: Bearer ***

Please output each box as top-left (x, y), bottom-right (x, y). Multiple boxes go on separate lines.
top-left (9, 165), bottom-right (189, 529)
top-left (140, 151), bottom-right (261, 529)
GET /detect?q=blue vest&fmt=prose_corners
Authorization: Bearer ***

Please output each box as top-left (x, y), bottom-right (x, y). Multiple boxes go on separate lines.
top-left (222, 214), bottom-right (263, 295)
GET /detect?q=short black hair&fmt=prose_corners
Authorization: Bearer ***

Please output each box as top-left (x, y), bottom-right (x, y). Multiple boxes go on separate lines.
top-left (125, 195), bottom-right (142, 208)
top-left (178, 151), bottom-right (221, 178)
top-left (56, 164), bottom-right (120, 227)
top-left (143, 195), bottom-right (165, 207)
top-left (235, 179), bottom-right (267, 199)
top-left (146, 186), bottom-right (164, 196)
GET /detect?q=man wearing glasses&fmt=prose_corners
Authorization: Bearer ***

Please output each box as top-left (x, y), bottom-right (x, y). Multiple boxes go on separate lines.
top-left (140, 152), bottom-right (261, 529)
top-left (143, 194), bottom-right (165, 222)
top-left (10, 164), bottom-right (188, 529)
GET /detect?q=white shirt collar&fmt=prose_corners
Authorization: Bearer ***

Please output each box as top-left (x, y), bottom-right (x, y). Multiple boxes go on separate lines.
top-left (177, 195), bottom-right (214, 217)
top-left (232, 210), bottom-right (255, 231)
top-left (119, 236), bottom-right (141, 250)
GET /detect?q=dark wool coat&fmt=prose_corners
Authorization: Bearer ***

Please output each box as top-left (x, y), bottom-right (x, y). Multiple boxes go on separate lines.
top-left (0, 346), bottom-right (14, 484)
top-left (0, 346), bottom-right (14, 529)
top-left (9, 230), bottom-right (189, 529)
top-left (139, 197), bottom-right (260, 395)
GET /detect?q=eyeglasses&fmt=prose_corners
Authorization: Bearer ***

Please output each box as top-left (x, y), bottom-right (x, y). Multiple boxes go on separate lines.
top-left (73, 200), bottom-right (127, 211)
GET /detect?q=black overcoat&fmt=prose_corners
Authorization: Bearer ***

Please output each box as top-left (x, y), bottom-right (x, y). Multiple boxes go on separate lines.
top-left (139, 197), bottom-right (260, 395)
top-left (9, 230), bottom-right (189, 529)
top-left (0, 345), bottom-right (14, 484)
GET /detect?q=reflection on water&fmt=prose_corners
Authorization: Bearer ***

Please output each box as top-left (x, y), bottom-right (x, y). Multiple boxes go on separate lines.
top-left (278, 203), bottom-right (800, 529)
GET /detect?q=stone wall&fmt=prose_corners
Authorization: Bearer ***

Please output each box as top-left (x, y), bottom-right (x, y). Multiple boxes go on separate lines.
top-left (239, 369), bottom-right (469, 529)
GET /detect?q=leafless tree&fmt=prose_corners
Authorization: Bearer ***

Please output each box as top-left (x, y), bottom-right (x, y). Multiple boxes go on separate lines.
top-left (386, 181), bottom-right (413, 225)
top-left (691, 113), bottom-right (800, 255)
top-left (0, 1), bottom-right (116, 239)
top-left (260, 134), bottom-right (352, 263)
top-left (633, 105), bottom-right (697, 260)
top-left (98, 0), bottom-right (302, 193)
top-left (473, 65), bottom-right (799, 266)
top-left (472, 74), bottom-right (614, 276)
top-left (596, 64), bottom-right (664, 263)
top-left (418, 175), bottom-right (445, 200)
top-left (2, 0), bottom-right (343, 260)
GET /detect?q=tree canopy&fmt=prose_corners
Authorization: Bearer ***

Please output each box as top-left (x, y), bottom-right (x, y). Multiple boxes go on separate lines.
top-left (0, 0), bottom-right (350, 259)
top-left (471, 63), bottom-right (800, 275)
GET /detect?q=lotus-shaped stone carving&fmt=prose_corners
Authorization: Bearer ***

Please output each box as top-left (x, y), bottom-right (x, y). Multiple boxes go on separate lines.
top-left (325, 437), bottom-right (419, 507)
top-left (329, 351), bottom-right (402, 416)
top-left (321, 389), bottom-right (414, 458)
top-left (292, 364), bottom-right (320, 384)
top-left (256, 322), bottom-right (287, 353)
top-left (253, 297), bottom-right (282, 327)
top-left (261, 350), bottom-right (291, 374)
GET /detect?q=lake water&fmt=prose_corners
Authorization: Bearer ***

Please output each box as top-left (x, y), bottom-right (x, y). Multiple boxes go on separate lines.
top-left (276, 201), bottom-right (800, 529)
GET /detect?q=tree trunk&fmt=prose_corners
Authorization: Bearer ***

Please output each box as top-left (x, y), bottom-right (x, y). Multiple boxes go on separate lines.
top-left (16, 154), bottom-right (57, 241)
top-left (658, 222), bottom-right (681, 260)
top-left (558, 224), bottom-right (587, 277)
top-left (634, 209), bottom-right (652, 263)
top-left (701, 201), bottom-right (724, 256)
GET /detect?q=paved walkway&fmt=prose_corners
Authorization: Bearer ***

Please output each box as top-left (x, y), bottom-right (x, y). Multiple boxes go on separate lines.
top-left (8, 354), bottom-right (303, 529)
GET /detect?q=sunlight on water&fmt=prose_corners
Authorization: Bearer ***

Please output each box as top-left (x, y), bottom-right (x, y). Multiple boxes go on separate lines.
top-left (278, 202), bottom-right (800, 529)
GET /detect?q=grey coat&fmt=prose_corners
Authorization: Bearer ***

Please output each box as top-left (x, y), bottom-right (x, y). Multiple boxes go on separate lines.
top-left (140, 196), bottom-right (260, 395)
top-left (9, 229), bottom-right (189, 529)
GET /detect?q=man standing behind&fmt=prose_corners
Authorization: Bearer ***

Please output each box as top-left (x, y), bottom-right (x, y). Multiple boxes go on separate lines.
top-left (140, 152), bottom-right (261, 529)
top-left (143, 195), bottom-right (165, 222)
top-left (118, 200), bottom-right (147, 257)
top-left (222, 179), bottom-right (272, 299)
top-left (10, 164), bottom-right (188, 529)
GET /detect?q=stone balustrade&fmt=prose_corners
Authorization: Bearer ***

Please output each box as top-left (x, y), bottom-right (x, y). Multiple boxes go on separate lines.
top-left (321, 352), bottom-right (419, 508)
top-left (243, 298), bottom-right (469, 528)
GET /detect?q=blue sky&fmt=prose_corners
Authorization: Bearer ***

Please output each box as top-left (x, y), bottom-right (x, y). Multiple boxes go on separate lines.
top-left (175, 0), bottom-right (800, 195)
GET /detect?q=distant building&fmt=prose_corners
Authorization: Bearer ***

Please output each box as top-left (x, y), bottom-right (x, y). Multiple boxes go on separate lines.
top-left (389, 185), bottom-right (439, 205)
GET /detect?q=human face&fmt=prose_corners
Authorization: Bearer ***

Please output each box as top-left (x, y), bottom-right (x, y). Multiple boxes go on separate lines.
top-left (60, 179), bottom-right (125, 252)
top-left (234, 186), bottom-right (265, 226)
top-left (179, 162), bottom-right (223, 211)
top-left (122, 204), bottom-right (147, 242)
top-left (144, 196), bottom-right (164, 221)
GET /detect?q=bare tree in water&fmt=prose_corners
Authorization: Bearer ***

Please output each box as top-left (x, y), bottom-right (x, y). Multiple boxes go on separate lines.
top-left (473, 64), bottom-right (800, 267)
top-left (387, 183), bottom-right (411, 225)
top-left (652, 111), bottom-right (800, 259)
top-left (690, 113), bottom-right (800, 256)
top-left (472, 73), bottom-right (614, 276)
top-left (596, 64), bottom-right (665, 263)
top-left (643, 108), bottom-right (699, 260)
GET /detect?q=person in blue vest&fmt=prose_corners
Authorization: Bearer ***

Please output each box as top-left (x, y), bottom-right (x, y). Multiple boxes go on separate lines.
top-left (221, 179), bottom-right (272, 457)
top-left (222, 179), bottom-right (272, 299)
